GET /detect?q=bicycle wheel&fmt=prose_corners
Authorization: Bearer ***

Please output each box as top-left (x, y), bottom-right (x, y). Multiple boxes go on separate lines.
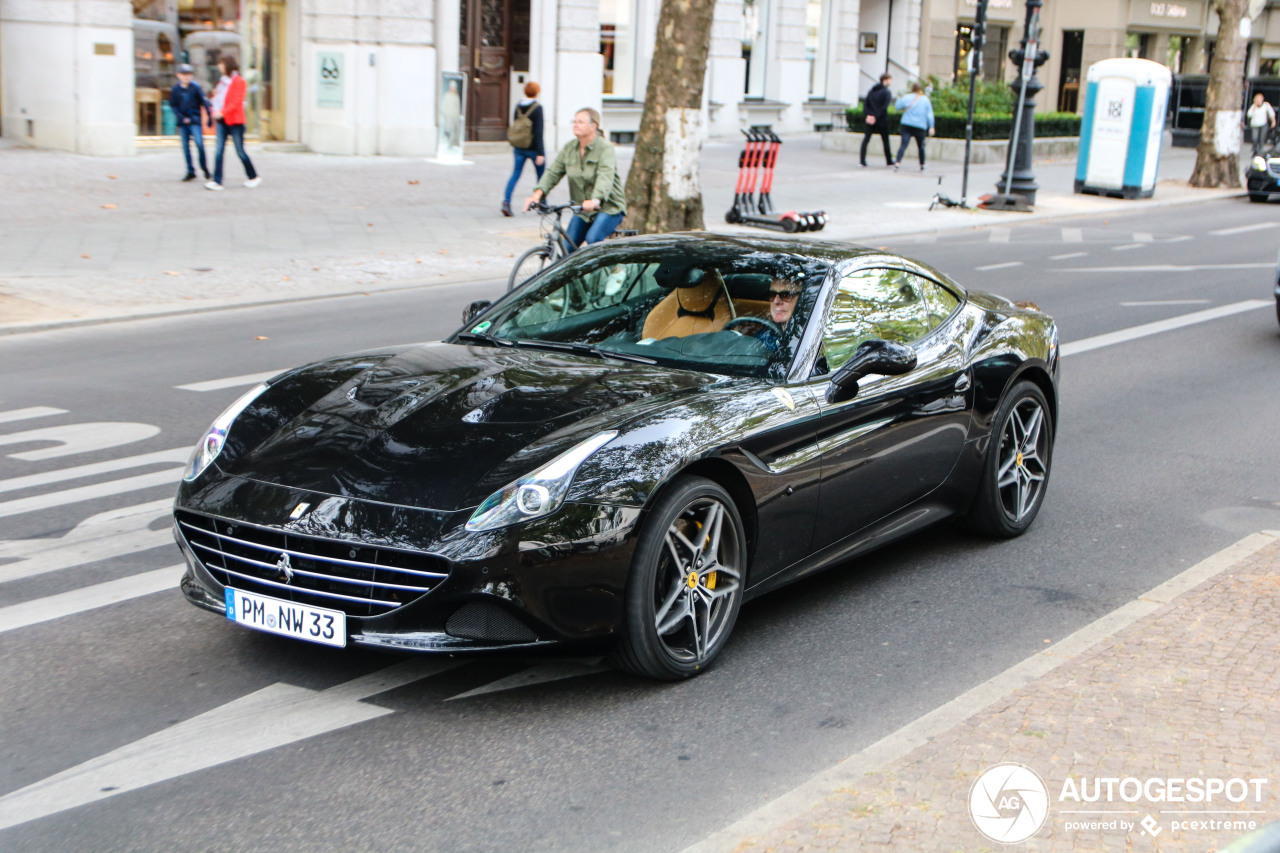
top-left (509, 245), bottom-right (556, 291)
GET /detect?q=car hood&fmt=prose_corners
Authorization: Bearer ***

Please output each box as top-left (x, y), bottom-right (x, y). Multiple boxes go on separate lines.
top-left (221, 342), bottom-right (716, 511)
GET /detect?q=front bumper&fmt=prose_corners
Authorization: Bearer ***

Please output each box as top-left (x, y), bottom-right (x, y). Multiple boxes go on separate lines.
top-left (175, 473), bottom-right (643, 653)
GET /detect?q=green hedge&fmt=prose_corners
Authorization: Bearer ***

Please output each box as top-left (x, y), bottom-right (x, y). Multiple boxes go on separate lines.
top-left (845, 108), bottom-right (1081, 140)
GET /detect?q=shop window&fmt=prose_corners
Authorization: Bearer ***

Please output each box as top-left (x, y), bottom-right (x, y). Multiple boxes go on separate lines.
top-left (954, 24), bottom-right (1008, 84)
top-left (600, 0), bottom-right (636, 99)
top-left (1261, 58), bottom-right (1280, 77)
top-left (743, 0), bottom-right (770, 97)
top-left (805, 0), bottom-right (832, 99)
top-left (1167, 35), bottom-right (1187, 74)
top-left (1125, 32), bottom-right (1151, 60)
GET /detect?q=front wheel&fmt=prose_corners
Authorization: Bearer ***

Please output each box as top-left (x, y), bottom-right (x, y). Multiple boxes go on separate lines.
top-left (963, 381), bottom-right (1054, 537)
top-left (612, 477), bottom-right (747, 680)
top-left (1249, 192), bottom-right (1269, 203)
top-left (509, 245), bottom-right (557, 291)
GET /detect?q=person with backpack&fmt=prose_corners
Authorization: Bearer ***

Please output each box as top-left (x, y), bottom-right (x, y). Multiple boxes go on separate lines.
top-left (502, 81), bottom-right (546, 217)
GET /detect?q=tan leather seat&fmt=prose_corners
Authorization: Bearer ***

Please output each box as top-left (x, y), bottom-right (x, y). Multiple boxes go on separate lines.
top-left (641, 269), bottom-right (732, 339)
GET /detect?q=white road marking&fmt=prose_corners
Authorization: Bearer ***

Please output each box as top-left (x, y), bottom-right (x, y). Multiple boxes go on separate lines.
top-left (1050, 263), bottom-right (1273, 273)
top-left (0, 468), bottom-right (183, 519)
top-left (1049, 251), bottom-right (1087, 261)
top-left (1132, 232), bottom-right (1154, 242)
top-left (989, 228), bottom-right (1011, 243)
top-left (1061, 300), bottom-right (1271, 357)
top-left (0, 566), bottom-right (178, 634)
top-left (0, 423), bottom-right (160, 462)
top-left (1061, 227), bottom-right (1083, 242)
top-left (1165, 235), bottom-right (1194, 243)
top-left (1111, 243), bottom-right (1145, 251)
top-left (1119, 299), bottom-right (1211, 307)
top-left (975, 261), bottom-right (1022, 271)
top-left (0, 407), bottom-right (67, 425)
top-left (176, 370), bottom-right (282, 392)
top-left (0, 499), bottom-right (173, 585)
top-left (1209, 222), bottom-right (1279, 236)
top-left (0, 446), bottom-right (189, 495)
top-left (446, 662), bottom-right (613, 701)
top-left (0, 659), bottom-right (463, 832)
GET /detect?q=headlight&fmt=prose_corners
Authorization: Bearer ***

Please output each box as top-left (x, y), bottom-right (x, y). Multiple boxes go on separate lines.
top-left (1252, 155), bottom-right (1267, 172)
top-left (466, 431), bottom-right (618, 532)
top-left (183, 383), bottom-right (269, 481)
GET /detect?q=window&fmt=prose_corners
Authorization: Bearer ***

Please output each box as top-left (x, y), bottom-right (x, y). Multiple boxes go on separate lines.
top-left (743, 0), bottom-right (770, 97)
top-left (1167, 35), bottom-right (1187, 74)
top-left (805, 0), bottom-right (831, 99)
top-left (823, 269), bottom-right (932, 372)
top-left (921, 279), bottom-right (961, 329)
top-left (600, 0), bottom-right (636, 98)
top-left (1125, 33), bottom-right (1151, 60)
top-left (954, 23), bottom-right (1008, 84)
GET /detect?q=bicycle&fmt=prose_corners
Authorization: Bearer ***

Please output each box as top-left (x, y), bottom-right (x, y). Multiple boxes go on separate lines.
top-left (508, 202), bottom-right (581, 291)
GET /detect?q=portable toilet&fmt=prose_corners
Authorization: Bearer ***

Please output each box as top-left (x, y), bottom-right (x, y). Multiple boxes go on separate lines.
top-left (1075, 58), bottom-right (1172, 199)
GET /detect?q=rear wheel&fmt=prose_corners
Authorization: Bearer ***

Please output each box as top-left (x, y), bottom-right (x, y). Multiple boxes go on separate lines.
top-left (963, 381), bottom-right (1053, 537)
top-left (509, 245), bottom-right (556, 291)
top-left (613, 477), bottom-right (746, 680)
top-left (1249, 193), bottom-right (1269, 203)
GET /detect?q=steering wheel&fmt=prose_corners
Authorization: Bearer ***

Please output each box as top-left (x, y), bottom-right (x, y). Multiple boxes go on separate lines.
top-left (723, 316), bottom-right (785, 338)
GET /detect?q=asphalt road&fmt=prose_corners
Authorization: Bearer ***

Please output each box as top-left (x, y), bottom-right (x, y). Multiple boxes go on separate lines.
top-left (2, 198), bottom-right (1278, 852)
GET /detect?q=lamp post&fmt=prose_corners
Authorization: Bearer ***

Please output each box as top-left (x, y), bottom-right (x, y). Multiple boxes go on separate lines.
top-left (997, 0), bottom-right (1050, 204)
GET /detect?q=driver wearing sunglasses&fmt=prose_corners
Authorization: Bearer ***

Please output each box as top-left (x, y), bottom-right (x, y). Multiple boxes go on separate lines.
top-left (769, 282), bottom-right (802, 325)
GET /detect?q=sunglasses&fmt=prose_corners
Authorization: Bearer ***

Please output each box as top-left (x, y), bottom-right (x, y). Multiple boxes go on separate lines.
top-left (769, 290), bottom-right (800, 302)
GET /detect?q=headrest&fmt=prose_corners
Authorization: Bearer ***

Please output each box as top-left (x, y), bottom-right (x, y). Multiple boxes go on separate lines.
top-left (653, 263), bottom-right (710, 290)
top-left (724, 273), bottom-right (775, 301)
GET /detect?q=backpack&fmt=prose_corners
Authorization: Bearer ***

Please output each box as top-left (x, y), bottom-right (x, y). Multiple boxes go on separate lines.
top-left (507, 103), bottom-right (535, 149)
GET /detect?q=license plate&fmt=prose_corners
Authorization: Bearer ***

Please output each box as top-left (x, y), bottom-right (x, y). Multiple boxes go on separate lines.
top-left (225, 588), bottom-right (347, 648)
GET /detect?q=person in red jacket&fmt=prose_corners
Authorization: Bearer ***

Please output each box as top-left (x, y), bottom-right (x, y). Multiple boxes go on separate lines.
top-left (205, 55), bottom-right (260, 191)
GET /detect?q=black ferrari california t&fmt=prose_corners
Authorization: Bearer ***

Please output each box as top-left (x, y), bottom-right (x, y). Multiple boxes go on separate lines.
top-left (175, 234), bottom-right (1059, 679)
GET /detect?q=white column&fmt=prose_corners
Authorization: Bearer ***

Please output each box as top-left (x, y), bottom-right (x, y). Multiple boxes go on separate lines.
top-left (824, 0), bottom-right (862, 105)
top-left (553, 0), bottom-right (604, 150)
top-left (707, 0), bottom-right (746, 137)
top-left (770, 0), bottom-right (809, 132)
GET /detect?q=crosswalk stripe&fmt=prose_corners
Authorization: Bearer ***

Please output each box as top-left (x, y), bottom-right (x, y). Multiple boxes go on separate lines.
top-left (0, 468), bottom-right (182, 519)
top-left (0, 407), bottom-right (68, 425)
top-left (0, 447), bottom-right (189, 495)
top-left (446, 662), bottom-right (612, 700)
top-left (0, 500), bottom-right (173, 585)
top-left (177, 370), bottom-right (282, 392)
top-left (1061, 228), bottom-right (1083, 242)
top-left (0, 566), bottom-right (179, 634)
top-left (989, 228), bottom-right (1011, 243)
top-left (0, 422), bottom-right (160, 462)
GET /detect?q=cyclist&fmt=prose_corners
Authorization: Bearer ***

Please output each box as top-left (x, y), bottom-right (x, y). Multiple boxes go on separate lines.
top-left (523, 107), bottom-right (627, 250)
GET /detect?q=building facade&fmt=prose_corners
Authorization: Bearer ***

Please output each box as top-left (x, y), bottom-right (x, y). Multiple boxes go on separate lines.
top-left (3, 0), bottom-right (1278, 158)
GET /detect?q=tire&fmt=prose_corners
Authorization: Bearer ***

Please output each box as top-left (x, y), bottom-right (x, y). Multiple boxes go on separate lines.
top-left (612, 477), bottom-right (747, 680)
top-left (780, 216), bottom-right (799, 233)
top-left (1249, 193), bottom-right (1269, 203)
top-left (725, 206), bottom-right (742, 224)
top-left (509, 245), bottom-right (556, 291)
top-left (963, 381), bottom-right (1054, 538)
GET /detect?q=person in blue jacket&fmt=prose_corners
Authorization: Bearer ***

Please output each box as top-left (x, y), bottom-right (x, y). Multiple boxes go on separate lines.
top-left (893, 82), bottom-right (935, 172)
top-left (169, 63), bottom-right (212, 182)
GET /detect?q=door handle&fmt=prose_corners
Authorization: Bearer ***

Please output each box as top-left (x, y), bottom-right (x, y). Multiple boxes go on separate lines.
top-left (954, 374), bottom-right (971, 392)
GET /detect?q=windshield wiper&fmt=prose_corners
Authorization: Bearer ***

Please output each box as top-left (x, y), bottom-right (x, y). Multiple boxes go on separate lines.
top-left (513, 339), bottom-right (656, 364)
top-left (455, 331), bottom-right (512, 347)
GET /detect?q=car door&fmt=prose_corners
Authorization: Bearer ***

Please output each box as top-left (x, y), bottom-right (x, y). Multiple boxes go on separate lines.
top-left (807, 265), bottom-right (971, 552)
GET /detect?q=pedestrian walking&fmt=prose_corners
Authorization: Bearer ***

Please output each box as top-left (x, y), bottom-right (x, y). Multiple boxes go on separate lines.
top-left (1247, 92), bottom-right (1276, 155)
top-left (893, 82), bottom-right (935, 172)
top-left (523, 107), bottom-right (626, 249)
top-left (170, 64), bottom-right (211, 182)
top-left (502, 81), bottom-right (546, 217)
top-left (860, 73), bottom-right (894, 168)
top-left (205, 56), bottom-right (260, 191)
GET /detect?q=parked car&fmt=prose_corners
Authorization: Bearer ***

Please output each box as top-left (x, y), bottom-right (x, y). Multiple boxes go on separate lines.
top-left (174, 234), bottom-right (1060, 680)
top-left (1246, 140), bottom-right (1280, 202)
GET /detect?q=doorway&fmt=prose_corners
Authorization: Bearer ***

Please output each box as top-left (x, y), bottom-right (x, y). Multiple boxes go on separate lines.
top-left (1059, 30), bottom-right (1083, 113)
top-left (460, 0), bottom-right (512, 141)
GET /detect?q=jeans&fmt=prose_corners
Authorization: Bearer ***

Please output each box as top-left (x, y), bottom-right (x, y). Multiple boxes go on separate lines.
top-left (504, 148), bottom-right (545, 204)
top-left (179, 122), bottom-right (209, 177)
top-left (860, 127), bottom-right (893, 166)
top-left (1251, 126), bottom-right (1271, 155)
top-left (213, 120), bottom-right (257, 185)
top-left (563, 211), bottom-right (625, 251)
top-left (896, 125), bottom-right (928, 167)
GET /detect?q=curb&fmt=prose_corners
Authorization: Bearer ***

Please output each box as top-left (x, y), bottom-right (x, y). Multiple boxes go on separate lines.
top-left (681, 530), bottom-right (1280, 853)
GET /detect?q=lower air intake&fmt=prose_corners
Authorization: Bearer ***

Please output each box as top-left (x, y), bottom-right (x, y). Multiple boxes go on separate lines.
top-left (446, 602), bottom-right (538, 643)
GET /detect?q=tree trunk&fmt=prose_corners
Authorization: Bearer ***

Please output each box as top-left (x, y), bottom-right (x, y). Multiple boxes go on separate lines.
top-left (622, 0), bottom-right (717, 233)
top-left (1190, 0), bottom-right (1249, 187)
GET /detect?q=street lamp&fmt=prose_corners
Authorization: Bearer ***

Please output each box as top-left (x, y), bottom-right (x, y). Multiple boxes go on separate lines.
top-left (996, 0), bottom-right (1050, 205)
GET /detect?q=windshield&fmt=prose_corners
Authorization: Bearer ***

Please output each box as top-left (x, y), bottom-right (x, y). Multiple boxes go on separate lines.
top-left (467, 242), bottom-right (830, 379)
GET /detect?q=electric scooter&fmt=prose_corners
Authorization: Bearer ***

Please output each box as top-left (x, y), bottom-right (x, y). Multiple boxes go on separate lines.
top-left (725, 129), bottom-right (827, 232)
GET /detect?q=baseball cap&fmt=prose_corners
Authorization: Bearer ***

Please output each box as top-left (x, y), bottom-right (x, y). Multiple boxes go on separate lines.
top-left (177, 63), bottom-right (194, 73)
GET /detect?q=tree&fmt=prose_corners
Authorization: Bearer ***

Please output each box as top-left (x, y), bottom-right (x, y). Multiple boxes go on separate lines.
top-left (1190, 0), bottom-right (1250, 187)
top-left (622, 0), bottom-right (717, 233)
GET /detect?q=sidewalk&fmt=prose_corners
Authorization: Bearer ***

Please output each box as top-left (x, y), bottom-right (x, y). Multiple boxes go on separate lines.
top-left (686, 532), bottom-right (1280, 853)
top-left (0, 133), bottom-right (1240, 333)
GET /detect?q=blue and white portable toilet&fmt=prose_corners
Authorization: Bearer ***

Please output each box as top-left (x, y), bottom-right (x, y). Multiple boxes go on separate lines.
top-left (1075, 58), bottom-right (1172, 199)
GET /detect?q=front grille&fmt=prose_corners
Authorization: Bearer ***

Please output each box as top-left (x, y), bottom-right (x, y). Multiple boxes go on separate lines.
top-left (176, 510), bottom-right (448, 617)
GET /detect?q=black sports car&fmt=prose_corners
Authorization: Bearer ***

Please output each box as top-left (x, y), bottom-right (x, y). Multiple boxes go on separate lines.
top-left (175, 234), bottom-right (1059, 680)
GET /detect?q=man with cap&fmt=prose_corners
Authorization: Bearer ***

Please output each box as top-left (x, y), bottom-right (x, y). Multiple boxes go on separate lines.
top-left (170, 63), bottom-right (212, 182)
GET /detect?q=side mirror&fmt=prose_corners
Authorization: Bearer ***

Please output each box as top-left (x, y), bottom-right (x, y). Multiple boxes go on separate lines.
top-left (826, 339), bottom-right (917, 404)
top-left (461, 300), bottom-right (492, 325)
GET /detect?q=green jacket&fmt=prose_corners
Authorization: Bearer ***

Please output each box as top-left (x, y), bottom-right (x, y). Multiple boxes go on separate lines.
top-left (536, 135), bottom-right (626, 220)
